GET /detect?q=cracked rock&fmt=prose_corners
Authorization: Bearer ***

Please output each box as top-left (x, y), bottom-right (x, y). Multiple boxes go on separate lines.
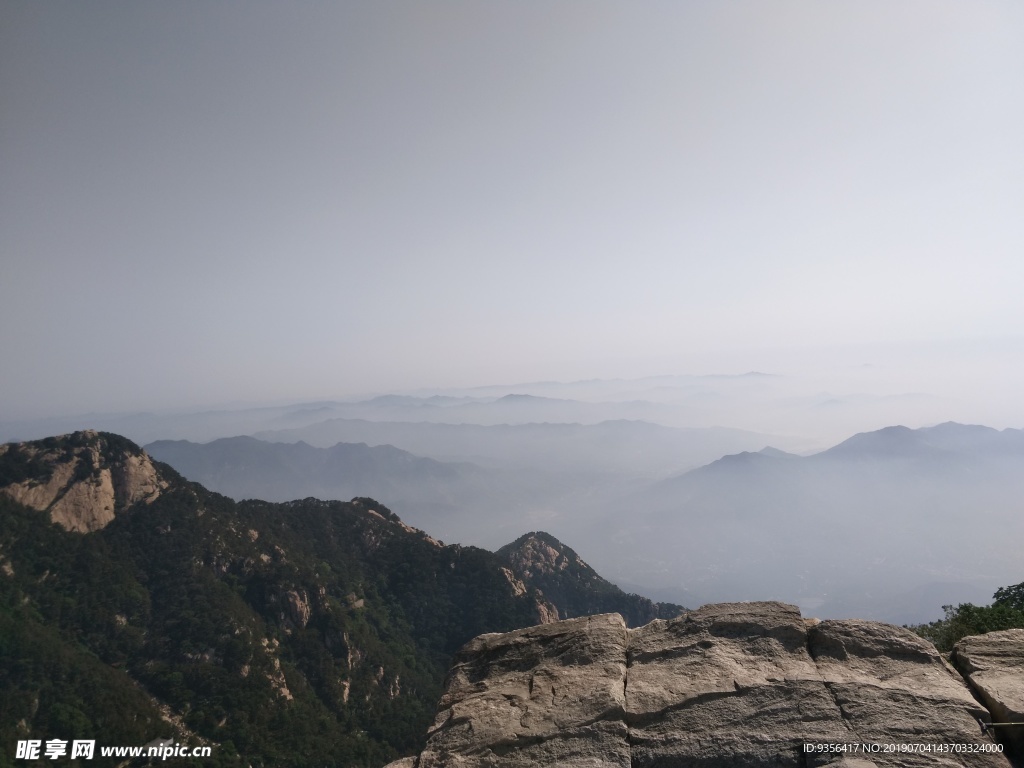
top-left (417, 613), bottom-right (630, 768)
top-left (389, 603), bottom-right (1012, 768)
top-left (954, 629), bottom-right (1024, 757)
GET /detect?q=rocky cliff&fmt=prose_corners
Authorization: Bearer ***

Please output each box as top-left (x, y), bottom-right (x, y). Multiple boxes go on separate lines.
top-left (0, 430), bottom-right (168, 532)
top-left (388, 602), bottom-right (1020, 767)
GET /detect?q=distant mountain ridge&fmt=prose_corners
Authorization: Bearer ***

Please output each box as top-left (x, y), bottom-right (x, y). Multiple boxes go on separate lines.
top-left (143, 435), bottom-right (590, 545)
top-left (579, 421), bottom-right (1024, 624)
top-left (145, 435), bottom-right (485, 505)
top-left (144, 420), bottom-right (793, 548)
top-left (253, 417), bottom-right (785, 476)
top-left (818, 421), bottom-right (1024, 460)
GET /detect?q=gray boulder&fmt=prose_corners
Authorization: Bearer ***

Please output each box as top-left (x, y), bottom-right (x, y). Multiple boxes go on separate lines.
top-left (417, 613), bottom-right (630, 768)
top-left (388, 603), bottom-right (1011, 768)
top-left (954, 629), bottom-right (1024, 756)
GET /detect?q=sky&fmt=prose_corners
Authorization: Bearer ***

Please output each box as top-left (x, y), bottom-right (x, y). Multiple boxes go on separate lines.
top-left (2, 1), bottom-right (1023, 421)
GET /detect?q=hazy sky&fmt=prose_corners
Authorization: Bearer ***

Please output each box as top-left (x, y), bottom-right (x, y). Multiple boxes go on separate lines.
top-left (2, 1), bottom-right (1023, 419)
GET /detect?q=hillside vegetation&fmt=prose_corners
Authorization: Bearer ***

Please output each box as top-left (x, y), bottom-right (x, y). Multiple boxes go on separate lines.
top-left (909, 582), bottom-right (1024, 652)
top-left (0, 432), bottom-right (680, 767)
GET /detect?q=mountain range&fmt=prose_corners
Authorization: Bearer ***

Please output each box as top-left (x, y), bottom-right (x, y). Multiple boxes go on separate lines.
top-left (251, 417), bottom-right (787, 476)
top-left (0, 431), bottom-right (681, 767)
top-left (144, 418), bottom-right (796, 548)
top-left (580, 421), bottom-right (1024, 623)
top-left (142, 421), bottom-right (1024, 624)
top-left (0, 375), bottom-right (830, 451)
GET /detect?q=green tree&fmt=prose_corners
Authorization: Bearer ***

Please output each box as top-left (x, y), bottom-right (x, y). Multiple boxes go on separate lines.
top-left (909, 581), bottom-right (1024, 652)
top-left (992, 581), bottom-right (1024, 611)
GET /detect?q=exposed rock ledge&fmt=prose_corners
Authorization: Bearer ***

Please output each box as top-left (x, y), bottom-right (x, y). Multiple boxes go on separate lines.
top-left (955, 630), bottom-right (1024, 758)
top-left (387, 602), bottom-right (1014, 768)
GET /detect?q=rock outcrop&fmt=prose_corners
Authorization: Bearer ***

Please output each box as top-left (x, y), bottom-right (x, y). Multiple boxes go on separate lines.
top-left (497, 531), bottom-right (684, 628)
top-left (419, 613), bottom-right (631, 768)
top-left (389, 602), bottom-right (1012, 767)
top-left (954, 630), bottom-right (1024, 756)
top-left (0, 431), bottom-right (168, 532)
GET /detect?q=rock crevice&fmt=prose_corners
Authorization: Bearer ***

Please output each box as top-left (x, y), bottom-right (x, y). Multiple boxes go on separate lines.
top-left (954, 629), bottom-right (1024, 757)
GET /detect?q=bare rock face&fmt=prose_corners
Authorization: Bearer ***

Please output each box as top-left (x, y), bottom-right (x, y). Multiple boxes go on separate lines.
top-left (389, 603), bottom-right (1011, 768)
top-left (284, 589), bottom-right (312, 629)
top-left (418, 613), bottom-right (631, 768)
top-left (954, 629), bottom-right (1024, 755)
top-left (0, 431), bottom-right (169, 533)
top-left (47, 458), bottom-right (119, 532)
top-left (500, 533), bottom-right (578, 580)
top-left (808, 619), bottom-right (995, 764)
top-left (627, 602), bottom-right (838, 767)
top-left (111, 450), bottom-right (167, 509)
top-left (532, 593), bottom-right (560, 626)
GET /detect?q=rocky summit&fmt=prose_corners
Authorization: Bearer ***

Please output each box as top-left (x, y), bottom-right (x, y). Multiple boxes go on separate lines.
top-left (0, 430), bottom-right (168, 532)
top-left (388, 602), bottom-right (1017, 768)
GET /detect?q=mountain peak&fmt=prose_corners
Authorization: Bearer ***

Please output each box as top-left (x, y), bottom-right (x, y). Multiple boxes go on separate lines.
top-left (498, 531), bottom-right (684, 628)
top-left (817, 424), bottom-right (924, 459)
top-left (758, 445), bottom-right (798, 458)
top-left (0, 430), bottom-right (171, 532)
top-left (497, 393), bottom-right (546, 402)
top-left (497, 531), bottom-right (592, 581)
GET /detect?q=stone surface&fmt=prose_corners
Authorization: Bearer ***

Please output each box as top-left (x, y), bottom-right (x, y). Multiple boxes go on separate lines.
top-left (392, 603), bottom-right (1012, 768)
top-left (284, 589), bottom-right (312, 628)
top-left (48, 461), bottom-right (118, 532)
top-left (417, 613), bottom-right (631, 768)
top-left (111, 450), bottom-right (167, 508)
top-left (954, 629), bottom-right (1024, 756)
top-left (627, 602), bottom-right (842, 767)
top-left (807, 618), bottom-right (999, 768)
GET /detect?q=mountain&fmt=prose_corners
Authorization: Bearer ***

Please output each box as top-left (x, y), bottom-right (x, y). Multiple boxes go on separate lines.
top-left (0, 378), bottom-right (792, 448)
top-left (0, 430), bottom-right (167, 533)
top-left (496, 532), bottom-right (681, 628)
top-left (820, 421), bottom-right (1024, 458)
top-left (144, 422), bottom-right (795, 550)
top-left (143, 436), bottom-right (497, 537)
top-left (141, 421), bottom-right (1024, 625)
top-left (578, 422), bottom-right (1024, 624)
top-left (0, 431), bottom-right (678, 767)
top-left (144, 437), bottom-right (483, 504)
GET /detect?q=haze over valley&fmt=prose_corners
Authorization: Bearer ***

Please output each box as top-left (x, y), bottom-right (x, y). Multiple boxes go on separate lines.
top-left (3, 372), bottom-right (1019, 624)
